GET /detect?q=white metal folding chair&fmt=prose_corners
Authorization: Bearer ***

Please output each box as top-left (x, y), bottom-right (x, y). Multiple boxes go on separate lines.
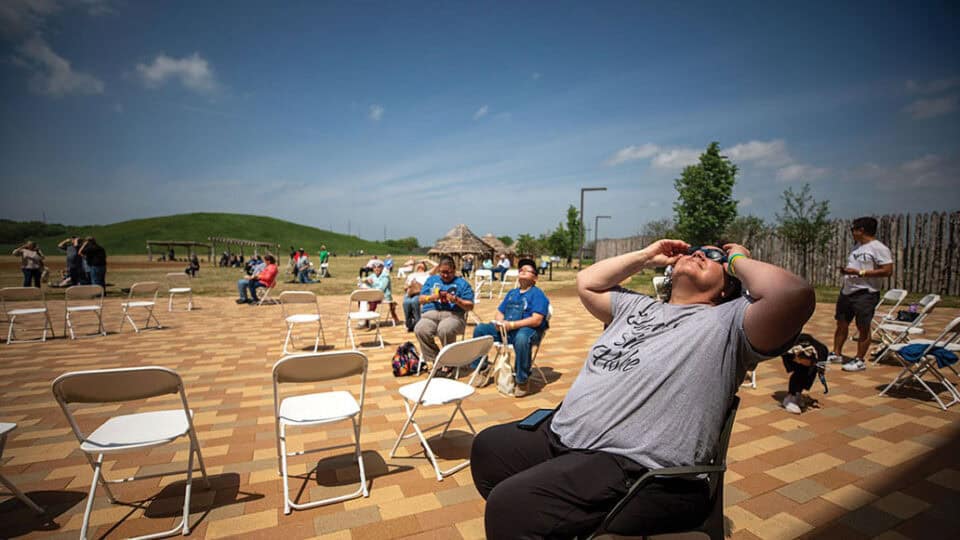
top-left (497, 269), bottom-right (519, 298)
top-left (0, 422), bottom-right (44, 514)
top-left (389, 336), bottom-right (494, 481)
top-left (473, 269), bottom-right (494, 300)
top-left (1, 287), bottom-right (54, 344)
top-left (396, 265), bottom-right (413, 278)
top-left (345, 289), bottom-right (384, 349)
top-left (870, 289), bottom-right (908, 334)
top-left (64, 285), bottom-right (106, 339)
top-left (257, 281), bottom-right (278, 306)
top-left (273, 351), bottom-right (369, 514)
top-left (652, 276), bottom-right (668, 302)
top-left (119, 281), bottom-right (163, 333)
top-left (279, 291), bottom-right (326, 355)
top-left (872, 294), bottom-right (940, 364)
top-left (166, 272), bottom-right (193, 312)
top-left (880, 317), bottom-right (960, 410)
top-left (52, 367), bottom-right (209, 540)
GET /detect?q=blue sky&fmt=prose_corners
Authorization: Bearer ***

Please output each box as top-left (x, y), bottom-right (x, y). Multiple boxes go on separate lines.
top-left (2, 1), bottom-right (959, 245)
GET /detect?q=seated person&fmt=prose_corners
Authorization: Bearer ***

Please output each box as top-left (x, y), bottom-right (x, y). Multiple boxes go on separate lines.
top-left (359, 255), bottom-right (379, 278)
top-left (472, 258), bottom-right (550, 397)
top-left (361, 260), bottom-right (400, 325)
top-left (185, 254), bottom-right (200, 277)
top-left (481, 256), bottom-right (494, 271)
top-left (490, 253), bottom-right (511, 282)
top-left (470, 239), bottom-right (814, 538)
top-left (414, 256), bottom-right (475, 366)
top-left (402, 261), bottom-right (438, 332)
top-left (296, 253), bottom-right (316, 283)
top-left (236, 254), bottom-right (278, 303)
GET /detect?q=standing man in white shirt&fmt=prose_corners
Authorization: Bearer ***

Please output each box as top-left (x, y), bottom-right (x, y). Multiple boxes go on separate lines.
top-left (829, 217), bottom-right (894, 372)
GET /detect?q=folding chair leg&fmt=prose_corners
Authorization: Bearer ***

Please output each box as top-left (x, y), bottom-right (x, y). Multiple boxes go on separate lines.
top-left (280, 425), bottom-right (292, 515)
top-left (313, 323), bottom-right (321, 352)
top-left (6, 316), bottom-right (15, 344)
top-left (283, 323), bottom-right (294, 355)
top-left (66, 312), bottom-right (76, 340)
top-left (42, 312), bottom-right (52, 342)
top-left (79, 455), bottom-right (104, 540)
top-left (0, 473), bottom-right (44, 514)
top-left (352, 417), bottom-right (369, 497)
top-left (168, 294), bottom-right (174, 312)
top-left (187, 291), bottom-right (193, 311)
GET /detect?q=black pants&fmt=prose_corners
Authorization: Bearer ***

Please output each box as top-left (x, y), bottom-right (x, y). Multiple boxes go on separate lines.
top-left (22, 269), bottom-right (41, 287)
top-left (471, 419), bottom-right (710, 539)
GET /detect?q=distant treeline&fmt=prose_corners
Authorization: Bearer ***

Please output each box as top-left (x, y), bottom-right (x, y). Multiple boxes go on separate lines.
top-left (0, 219), bottom-right (71, 244)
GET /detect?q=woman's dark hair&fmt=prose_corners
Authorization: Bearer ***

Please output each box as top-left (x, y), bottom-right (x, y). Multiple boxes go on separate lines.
top-left (439, 255), bottom-right (456, 268)
top-left (264, 254), bottom-right (276, 263)
top-left (851, 216), bottom-right (878, 236)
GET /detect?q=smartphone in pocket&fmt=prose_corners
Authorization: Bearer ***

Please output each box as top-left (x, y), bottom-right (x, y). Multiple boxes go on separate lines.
top-left (517, 408), bottom-right (554, 431)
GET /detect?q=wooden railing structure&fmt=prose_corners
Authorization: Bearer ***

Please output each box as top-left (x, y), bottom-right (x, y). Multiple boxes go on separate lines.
top-left (596, 211), bottom-right (960, 296)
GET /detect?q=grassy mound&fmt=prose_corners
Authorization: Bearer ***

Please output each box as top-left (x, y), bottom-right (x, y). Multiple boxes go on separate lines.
top-left (0, 213), bottom-right (394, 256)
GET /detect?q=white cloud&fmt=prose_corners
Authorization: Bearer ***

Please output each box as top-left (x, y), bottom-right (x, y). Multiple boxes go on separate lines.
top-left (652, 148), bottom-right (701, 168)
top-left (906, 77), bottom-right (960, 94)
top-left (903, 95), bottom-right (958, 119)
top-left (726, 139), bottom-right (791, 166)
top-left (605, 143), bottom-right (660, 166)
top-left (368, 103), bottom-right (384, 121)
top-left (857, 153), bottom-right (956, 190)
top-left (135, 53), bottom-right (218, 93)
top-left (775, 164), bottom-right (828, 182)
top-left (473, 105), bottom-right (489, 120)
top-left (13, 35), bottom-right (104, 97)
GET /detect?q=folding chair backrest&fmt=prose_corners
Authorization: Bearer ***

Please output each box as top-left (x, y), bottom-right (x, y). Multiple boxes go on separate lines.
top-left (128, 281), bottom-right (162, 299)
top-left (52, 367), bottom-right (182, 405)
top-left (928, 317), bottom-right (960, 351)
top-left (1, 286), bottom-right (44, 304)
top-left (882, 289), bottom-right (908, 304)
top-left (65, 285), bottom-right (104, 302)
top-left (279, 291), bottom-right (318, 305)
top-left (273, 350), bottom-right (367, 384)
top-left (918, 294), bottom-right (940, 314)
top-left (166, 272), bottom-right (190, 286)
top-left (435, 335), bottom-right (495, 369)
top-left (349, 289), bottom-right (384, 304)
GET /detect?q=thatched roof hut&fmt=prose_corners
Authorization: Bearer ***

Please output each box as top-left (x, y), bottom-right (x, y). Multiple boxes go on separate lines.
top-left (428, 224), bottom-right (495, 264)
top-left (482, 234), bottom-right (516, 258)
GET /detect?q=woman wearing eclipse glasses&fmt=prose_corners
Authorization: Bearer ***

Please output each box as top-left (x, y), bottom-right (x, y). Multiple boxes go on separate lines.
top-left (471, 238), bottom-right (815, 539)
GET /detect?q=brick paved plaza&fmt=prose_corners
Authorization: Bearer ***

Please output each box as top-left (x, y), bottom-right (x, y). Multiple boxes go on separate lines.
top-left (1, 292), bottom-right (959, 539)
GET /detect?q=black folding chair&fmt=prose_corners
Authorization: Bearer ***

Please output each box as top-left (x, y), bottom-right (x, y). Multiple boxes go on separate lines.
top-left (587, 396), bottom-right (740, 540)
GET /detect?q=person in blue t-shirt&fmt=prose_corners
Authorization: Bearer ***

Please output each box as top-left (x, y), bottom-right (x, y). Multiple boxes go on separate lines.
top-left (472, 258), bottom-right (550, 397)
top-left (415, 255), bottom-right (476, 366)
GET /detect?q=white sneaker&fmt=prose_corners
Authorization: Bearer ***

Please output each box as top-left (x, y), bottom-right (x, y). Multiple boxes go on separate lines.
top-left (842, 359), bottom-right (866, 372)
top-left (783, 393), bottom-right (802, 414)
top-left (827, 352), bottom-right (842, 364)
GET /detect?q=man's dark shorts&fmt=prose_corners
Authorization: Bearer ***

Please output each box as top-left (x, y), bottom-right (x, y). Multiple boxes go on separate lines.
top-left (835, 290), bottom-right (880, 327)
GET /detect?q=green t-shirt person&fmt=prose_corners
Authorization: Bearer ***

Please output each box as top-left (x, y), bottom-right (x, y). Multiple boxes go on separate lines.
top-left (319, 247), bottom-right (329, 264)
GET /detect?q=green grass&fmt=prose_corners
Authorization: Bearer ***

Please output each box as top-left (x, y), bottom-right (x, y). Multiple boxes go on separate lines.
top-left (1, 213), bottom-right (399, 256)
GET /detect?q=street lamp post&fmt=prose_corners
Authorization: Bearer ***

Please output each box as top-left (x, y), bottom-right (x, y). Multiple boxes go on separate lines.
top-left (578, 187), bottom-right (607, 267)
top-left (594, 215), bottom-right (611, 260)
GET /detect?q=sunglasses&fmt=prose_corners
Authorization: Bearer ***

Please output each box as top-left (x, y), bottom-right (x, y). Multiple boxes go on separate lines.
top-left (687, 246), bottom-right (728, 263)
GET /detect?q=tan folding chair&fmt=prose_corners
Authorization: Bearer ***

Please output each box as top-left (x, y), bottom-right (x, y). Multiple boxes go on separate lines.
top-left (870, 288), bottom-right (908, 335)
top-left (0, 422), bottom-right (44, 514)
top-left (119, 281), bottom-right (163, 333)
top-left (389, 336), bottom-right (494, 481)
top-left (64, 285), bottom-right (106, 339)
top-left (473, 269), bottom-right (494, 300)
top-left (497, 269), bottom-right (519, 298)
top-left (166, 272), bottom-right (193, 312)
top-left (52, 367), bottom-right (209, 540)
top-left (279, 291), bottom-right (326, 355)
top-left (1, 287), bottom-right (54, 344)
top-left (273, 351), bottom-right (369, 514)
top-left (345, 289), bottom-right (384, 349)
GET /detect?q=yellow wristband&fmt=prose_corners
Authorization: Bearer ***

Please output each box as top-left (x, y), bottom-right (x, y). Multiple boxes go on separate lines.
top-left (727, 253), bottom-right (746, 276)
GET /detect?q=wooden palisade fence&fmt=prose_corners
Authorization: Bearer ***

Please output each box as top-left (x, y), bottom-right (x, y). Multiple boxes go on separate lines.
top-left (596, 211), bottom-right (960, 296)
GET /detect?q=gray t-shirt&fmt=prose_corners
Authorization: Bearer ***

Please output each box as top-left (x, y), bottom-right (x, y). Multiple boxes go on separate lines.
top-left (841, 239), bottom-right (893, 295)
top-left (550, 288), bottom-right (767, 470)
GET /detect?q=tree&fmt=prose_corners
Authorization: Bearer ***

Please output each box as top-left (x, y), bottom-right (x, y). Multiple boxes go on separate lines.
top-left (673, 142), bottom-right (739, 246)
top-left (641, 218), bottom-right (675, 239)
top-left (724, 215), bottom-right (769, 247)
top-left (776, 183), bottom-right (831, 280)
top-left (383, 237), bottom-right (419, 252)
top-left (515, 233), bottom-right (540, 256)
top-left (497, 235), bottom-right (514, 247)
